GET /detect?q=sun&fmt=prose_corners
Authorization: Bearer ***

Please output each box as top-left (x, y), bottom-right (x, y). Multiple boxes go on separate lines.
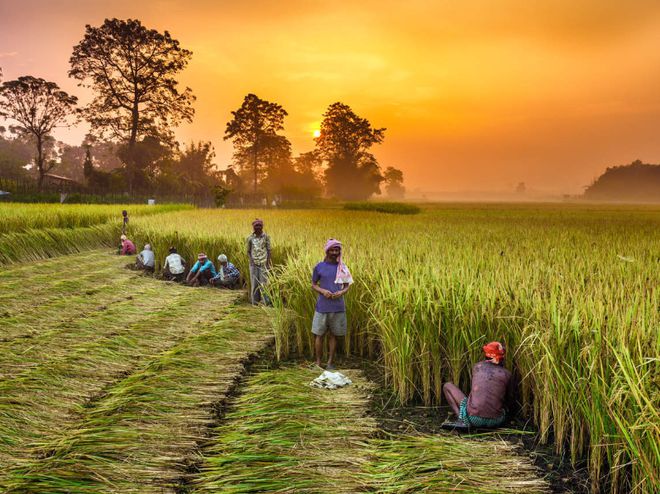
top-left (313, 129), bottom-right (321, 138)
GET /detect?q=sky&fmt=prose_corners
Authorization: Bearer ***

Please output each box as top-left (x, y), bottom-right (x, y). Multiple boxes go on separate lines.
top-left (1, 0), bottom-right (660, 196)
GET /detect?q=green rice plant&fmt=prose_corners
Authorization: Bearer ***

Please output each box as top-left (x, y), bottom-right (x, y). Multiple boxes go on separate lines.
top-left (344, 201), bottom-right (421, 214)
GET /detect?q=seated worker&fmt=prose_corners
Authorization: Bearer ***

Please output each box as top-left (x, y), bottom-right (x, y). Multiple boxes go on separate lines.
top-left (210, 254), bottom-right (241, 289)
top-left (136, 244), bottom-right (155, 273)
top-left (120, 235), bottom-right (136, 255)
top-left (186, 253), bottom-right (217, 286)
top-left (442, 341), bottom-right (512, 429)
top-left (163, 246), bottom-right (186, 282)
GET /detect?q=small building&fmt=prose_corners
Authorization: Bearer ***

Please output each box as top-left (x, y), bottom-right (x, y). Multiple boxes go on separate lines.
top-left (42, 173), bottom-right (81, 192)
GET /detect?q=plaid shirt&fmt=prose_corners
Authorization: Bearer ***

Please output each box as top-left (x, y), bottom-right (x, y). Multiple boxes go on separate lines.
top-left (212, 262), bottom-right (240, 282)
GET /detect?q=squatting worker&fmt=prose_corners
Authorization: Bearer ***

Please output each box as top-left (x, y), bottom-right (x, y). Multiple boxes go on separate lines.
top-left (246, 219), bottom-right (271, 305)
top-left (311, 239), bottom-right (353, 370)
top-left (210, 254), bottom-right (241, 289)
top-left (186, 253), bottom-right (217, 287)
top-left (163, 247), bottom-right (186, 282)
top-left (442, 341), bottom-right (513, 428)
top-left (136, 244), bottom-right (155, 272)
top-left (119, 235), bottom-right (136, 255)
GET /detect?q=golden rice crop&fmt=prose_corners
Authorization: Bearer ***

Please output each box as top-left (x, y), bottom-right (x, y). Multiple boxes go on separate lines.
top-left (127, 204), bottom-right (659, 494)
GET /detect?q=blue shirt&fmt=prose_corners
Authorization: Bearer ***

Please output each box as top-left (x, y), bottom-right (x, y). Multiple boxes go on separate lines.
top-left (312, 261), bottom-right (346, 313)
top-left (190, 259), bottom-right (217, 277)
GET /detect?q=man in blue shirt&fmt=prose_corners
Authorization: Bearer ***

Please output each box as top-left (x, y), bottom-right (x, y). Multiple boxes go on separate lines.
top-left (311, 239), bottom-right (353, 370)
top-left (186, 253), bottom-right (217, 287)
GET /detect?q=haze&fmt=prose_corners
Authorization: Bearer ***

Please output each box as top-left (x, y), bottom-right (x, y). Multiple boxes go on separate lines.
top-left (1, 0), bottom-right (659, 197)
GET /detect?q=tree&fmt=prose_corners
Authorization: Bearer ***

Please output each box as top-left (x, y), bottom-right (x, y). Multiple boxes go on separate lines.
top-left (224, 94), bottom-right (289, 194)
top-left (384, 166), bottom-right (405, 199)
top-left (69, 18), bottom-right (195, 192)
top-left (0, 76), bottom-right (78, 189)
top-left (315, 102), bottom-right (386, 200)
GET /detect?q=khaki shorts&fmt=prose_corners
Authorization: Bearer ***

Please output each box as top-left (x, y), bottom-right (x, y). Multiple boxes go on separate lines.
top-left (312, 311), bottom-right (347, 336)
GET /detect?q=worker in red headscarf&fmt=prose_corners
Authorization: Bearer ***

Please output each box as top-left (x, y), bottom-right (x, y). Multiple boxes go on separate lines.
top-left (442, 341), bottom-right (513, 428)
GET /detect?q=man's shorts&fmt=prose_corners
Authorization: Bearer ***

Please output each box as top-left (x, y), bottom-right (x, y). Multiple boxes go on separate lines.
top-left (459, 397), bottom-right (506, 428)
top-left (312, 311), bottom-right (347, 336)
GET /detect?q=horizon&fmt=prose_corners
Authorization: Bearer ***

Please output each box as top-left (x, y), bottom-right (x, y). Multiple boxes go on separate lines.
top-left (1, 1), bottom-right (660, 196)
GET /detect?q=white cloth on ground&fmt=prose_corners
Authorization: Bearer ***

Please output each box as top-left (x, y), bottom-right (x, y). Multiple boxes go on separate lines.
top-left (310, 371), bottom-right (352, 389)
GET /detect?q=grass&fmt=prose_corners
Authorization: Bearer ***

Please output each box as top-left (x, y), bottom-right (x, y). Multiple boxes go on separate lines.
top-left (192, 364), bottom-right (549, 493)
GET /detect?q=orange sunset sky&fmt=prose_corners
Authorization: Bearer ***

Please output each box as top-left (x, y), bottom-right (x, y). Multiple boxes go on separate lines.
top-left (1, 0), bottom-right (660, 197)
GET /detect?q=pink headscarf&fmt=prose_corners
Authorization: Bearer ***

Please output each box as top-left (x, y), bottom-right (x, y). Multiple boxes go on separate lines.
top-left (252, 218), bottom-right (264, 228)
top-left (325, 238), bottom-right (353, 285)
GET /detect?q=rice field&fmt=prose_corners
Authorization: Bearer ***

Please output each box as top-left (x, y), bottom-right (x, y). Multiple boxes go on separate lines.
top-left (124, 204), bottom-right (659, 493)
top-left (0, 202), bottom-right (658, 493)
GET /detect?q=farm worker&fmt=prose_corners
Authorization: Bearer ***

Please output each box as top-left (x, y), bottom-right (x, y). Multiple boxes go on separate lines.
top-left (121, 210), bottom-right (129, 234)
top-left (136, 244), bottom-right (155, 272)
top-left (246, 219), bottom-right (272, 305)
top-left (311, 239), bottom-right (353, 370)
top-left (186, 253), bottom-right (217, 287)
top-left (163, 246), bottom-right (186, 282)
top-left (120, 235), bottom-right (136, 255)
top-left (210, 254), bottom-right (241, 289)
top-left (442, 341), bottom-right (513, 429)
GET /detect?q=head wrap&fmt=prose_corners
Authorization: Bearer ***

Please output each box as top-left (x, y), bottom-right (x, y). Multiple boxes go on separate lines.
top-left (144, 244), bottom-right (151, 250)
top-left (252, 218), bottom-right (264, 228)
top-left (169, 246), bottom-right (177, 254)
top-left (120, 234), bottom-right (127, 241)
top-left (217, 254), bottom-right (228, 262)
top-left (198, 253), bottom-right (207, 260)
top-left (483, 341), bottom-right (505, 364)
top-left (324, 238), bottom-right (353, 285)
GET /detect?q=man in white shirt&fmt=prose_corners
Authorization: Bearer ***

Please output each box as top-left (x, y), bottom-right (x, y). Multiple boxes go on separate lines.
top-left (163, 246), bottom-right (186, 282)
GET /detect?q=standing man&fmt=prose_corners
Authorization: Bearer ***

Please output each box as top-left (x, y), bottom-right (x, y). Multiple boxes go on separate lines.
top-left (311, 239), bottom-right (353, 370)
top-left (121, 210), bottom-right (129, 234)
top-left (186, 253), bottom-right (217, 287)
top-left (442, 341), bottom-right (513, 429)
top-left (246, 219), bottom-right (271, 304)
top-left (163, 246), bottom-right (186, 282)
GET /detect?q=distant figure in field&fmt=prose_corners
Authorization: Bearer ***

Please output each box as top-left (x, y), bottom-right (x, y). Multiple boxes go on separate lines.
top-left (163, 246), bottom-right (186, 282)
top-left (121, 210), bottom-right (129, 234)
top-left (136, 244), bottom-right (155, 273)
top-left (443, 341), bottom-right (512, 429)
top-left (210, 254), bottom-right (241, 289)
top-left (311, 239), bottom-right (353, 370)
top-left (119, 235), bottom-right (136, 255)
top-left (186, 253), bottom-right (217, 287)
top-left (247, 219), bottom-right (271, 304)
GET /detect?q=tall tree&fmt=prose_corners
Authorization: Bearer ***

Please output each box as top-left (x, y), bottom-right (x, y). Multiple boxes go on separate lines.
top-left (383, 166), bottom-right (405, 199)
top-left (315, 102), bottom-right (386, 200)
top-left (0, 76), bottom-right (78, 189)
top-left (224, 93), bottom-right (289, 194)
top-left (69, 18), bottom-right (195, 192)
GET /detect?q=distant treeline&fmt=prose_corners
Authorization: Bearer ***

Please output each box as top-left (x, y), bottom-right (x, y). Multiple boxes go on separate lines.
top-left (584, 160), bottom-right (660, 202)
top-left (0, 19), bottom-right (405, 203)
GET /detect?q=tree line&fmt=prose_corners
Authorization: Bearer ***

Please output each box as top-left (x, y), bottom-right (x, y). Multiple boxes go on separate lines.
top-left (0, 19), bottom-right (405, 201)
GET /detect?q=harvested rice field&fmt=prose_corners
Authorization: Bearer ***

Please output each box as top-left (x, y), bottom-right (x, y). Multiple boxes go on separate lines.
top-left (1, 202), bottom-right (658, 493)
